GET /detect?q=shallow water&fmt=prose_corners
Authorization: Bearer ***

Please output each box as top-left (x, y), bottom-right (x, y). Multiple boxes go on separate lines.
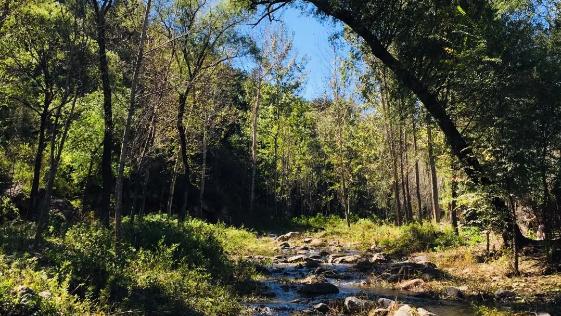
top-left (245, 246), bottom-right (477, 316)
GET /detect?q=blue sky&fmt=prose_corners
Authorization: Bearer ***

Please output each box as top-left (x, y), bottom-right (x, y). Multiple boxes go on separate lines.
top-left (239, 4), bottom-right (345, 100)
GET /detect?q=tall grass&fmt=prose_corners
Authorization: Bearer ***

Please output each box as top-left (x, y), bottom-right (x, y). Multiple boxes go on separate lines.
top-left (294, 214), bottom-right (482, 256)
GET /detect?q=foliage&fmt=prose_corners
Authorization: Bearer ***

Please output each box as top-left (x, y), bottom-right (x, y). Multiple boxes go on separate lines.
top-left (0, 214), bottom-right (273, 315)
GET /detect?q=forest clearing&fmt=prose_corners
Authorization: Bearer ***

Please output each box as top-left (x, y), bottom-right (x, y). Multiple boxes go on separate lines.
top-left (1, 0), bottom-right (560, 315)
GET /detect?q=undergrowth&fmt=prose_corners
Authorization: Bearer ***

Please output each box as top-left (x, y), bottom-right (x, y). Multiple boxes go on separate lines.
top-left (293, 214), bottom-right (482, 255)
top-left (0, 213), bottom-right (265, 315)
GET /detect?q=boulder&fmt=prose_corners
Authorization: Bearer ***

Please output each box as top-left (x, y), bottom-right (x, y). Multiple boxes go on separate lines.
top-left (304, 258), bottom-right (322, 268)
top-left (287, 255), bottom-right (308, 263)
top-left (377, 298), bottom-right (395, 309)
top-left (327, 254), bottom-right (346, 263)
top-left (344, 296), bottom-right (375, 313)
top-left (313, 302), bottom-right (330, 313)
top-left (333, 255), bottom-right (362, 264)
top-left (298, 282), bottom-right (339, 295)
top-left (278, 242), bottom-right (291, 249)
top-left (444, 286), bottom-right (464, 299)
top-left (399, 278), bottom-right (425, 290)
top-left (304, 238), bottom-right (313, 243)
top-left (394, 304), bottom-right (413, 316)
top-left (494, 289), bottom-right (516, 300)
top-left (417, 308), bottom-right (437, 316)
top-left (276, 232), bottom-right (300, 242)
top-left (370, 253), bottom-right (388, 263)
top-left (309, 239), bottom-right (326, 247)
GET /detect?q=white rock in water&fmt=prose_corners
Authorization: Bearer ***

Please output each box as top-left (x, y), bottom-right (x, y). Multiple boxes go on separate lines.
top-left (394, 304), bottom-right (413, 316)
top-left (417, 307), bottom-right (438, 316)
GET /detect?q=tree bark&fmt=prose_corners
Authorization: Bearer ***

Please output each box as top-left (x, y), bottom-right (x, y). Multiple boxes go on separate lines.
top-left (427, 124), bottom-right (441, 222)
top-left (167, 151), bottom-right (180, 216)
top-left (199, 120), bottom-right (207, 217)
top-left (177, 91), bottom-right (190, 220)
top-left (92, 0), bottom-right (114, 226)
top-left (36, 95), bottom-right (76, 242)
top-left (413, 117), bottom-right (423, 220)
top-left (450, 162), bottom-right (459, 235)
top-left (250, 70), bottom-right (262, 214)
top-left (114, 0), bottom-right (151, 242)
top-left (30, 105), bottom-right (50, 215)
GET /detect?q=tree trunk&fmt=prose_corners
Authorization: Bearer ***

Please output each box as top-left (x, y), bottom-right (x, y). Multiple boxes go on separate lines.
top-left (199, 122), bottom-right (207, 217)
top-left (177, 91), bottom-right (190, 220)
top-left (114, 0), bottom-right (151, 242)
top-left (450, 162), bottom-right (459, 235)
top-left (30, 105), bottom-right (50, 215)
top-left (399, 123), bottom-right (412, 222)
top-left (250, 70), bottom-right (261, 214)
top-left (509, 195), bottom-right (520, 275)
top-left (427, 124), bottom-right (441, 223)
top-left (36, 95), bottom-right (76, 242)
top-left (167, 151), bottom-right (180, 216)
top-left (413, 118), bottom-right (422, 220)
top-left (92, 1), bottom-right (113, 226)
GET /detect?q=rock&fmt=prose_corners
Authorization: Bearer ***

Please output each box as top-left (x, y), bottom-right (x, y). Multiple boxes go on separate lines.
top-left (38, 290), bottom-right (52, 299)
top-left (287, 255), bottom-right (308, 263)
top-left (309, 239), bottom-right (325, 247)
top-left (319, 250), bottom-right (330, 257)
top-left (13, 285), bottom-right (34, 296)
top-left (298, 282), bottom-right (339, 295)
top-left (313, 302), bottom-right (330, 313)
top-left (305, 258), bottom-right (322, 268)
top-left (394, 304), bottom-right (413, 316)
top-left (494, 289), bottom-right (516, 300)
top-left (304, 237), bottom-right (313, 243)
top-left (344, 296), bottom-right (375, 313)
top-left (253, 306), bottom-right (274, 316)
top-left (417, 308), bottom-right (437, 316)
top-left (276, 231), bottom-right (300, 242)
top-left (369, 308), bottom-right (389, 316)
top-left (399, 278), bottom-right (425, 290)
top-left (370, 253), bottom-right (388, 263)
top-left (444, 286), bottom-right (464, 299)
top-left (355, 259), bottom-right (375, 272)
top-left (333, 255), bottom-right (362, 264)
top-left (377, 298), bottom-right (395, 309)
top-left (278, 241), bottom-right (291, 249)
top-left (327, 254), bottom-right (345, 263)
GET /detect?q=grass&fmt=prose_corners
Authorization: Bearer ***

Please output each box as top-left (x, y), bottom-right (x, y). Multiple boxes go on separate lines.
top-left (0, 213), bottom-right (270, 315)
top-left (291, 214), bottom-right (481, 256)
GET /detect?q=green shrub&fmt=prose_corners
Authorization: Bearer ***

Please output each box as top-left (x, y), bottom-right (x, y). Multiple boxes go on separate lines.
top-left (0, 215), bottom-right (251, 315)
top-left (0, 254), bottom-right (92, 315)
top-left (0, 196), bottom-right (19, 224)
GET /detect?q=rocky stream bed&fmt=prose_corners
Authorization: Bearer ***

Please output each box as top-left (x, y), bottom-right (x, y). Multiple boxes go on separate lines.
top-left (242, 232), bottom-right (555, 316)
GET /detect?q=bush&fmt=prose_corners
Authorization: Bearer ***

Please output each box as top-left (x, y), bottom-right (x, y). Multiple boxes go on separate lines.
top-left (0, 196), bottom-right (19, 224)
top-left (0, 214), bottom-right (256, 315)
top-left (0, 254), bottom-right (91, 315)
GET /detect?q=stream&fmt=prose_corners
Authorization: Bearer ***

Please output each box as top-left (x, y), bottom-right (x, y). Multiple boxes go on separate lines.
top-left (244, 239), bottom-right (478, 316)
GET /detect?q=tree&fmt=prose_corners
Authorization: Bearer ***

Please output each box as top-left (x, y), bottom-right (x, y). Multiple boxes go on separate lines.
top-left (90, 0), bottom-right (115, 225)
top-left (114, 0), bottom-right (152, 243)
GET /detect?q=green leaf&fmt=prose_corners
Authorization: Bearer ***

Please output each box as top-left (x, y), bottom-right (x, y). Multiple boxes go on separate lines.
top-left (456, 5), bottom-right (467, 15)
